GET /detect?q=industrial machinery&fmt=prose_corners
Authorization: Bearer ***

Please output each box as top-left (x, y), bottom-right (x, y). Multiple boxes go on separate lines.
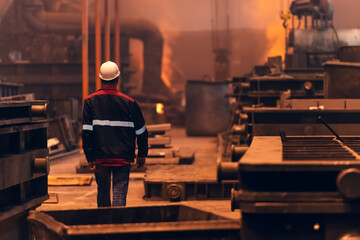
top-left (225, 47), bottom-right (360, 156)
top-left (0, 100), bottom-right (49, 240)
top-left (223, 0), bottom-right (360, 154)
top-left (219, 135), bottom-right (360, 240)
top-left (218, 2), bottom-right (360, 238)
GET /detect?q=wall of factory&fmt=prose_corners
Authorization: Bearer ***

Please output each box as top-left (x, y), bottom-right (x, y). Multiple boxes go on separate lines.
top-left (165, 28), bottom-right (268, 92)
top-left (0, 0), bottom-right (359, 101)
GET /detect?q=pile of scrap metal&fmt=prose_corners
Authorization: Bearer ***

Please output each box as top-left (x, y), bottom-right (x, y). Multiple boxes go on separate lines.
top-left (0, 101), bottom-right (49, 240)
top-left (218, 135), bottom-right (360, 240)
top-left (222, 0), bottom-right (360, 161)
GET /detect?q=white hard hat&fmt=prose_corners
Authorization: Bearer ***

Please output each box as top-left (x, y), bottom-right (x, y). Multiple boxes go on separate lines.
top-left (99, 61), bottom-right (120, 81)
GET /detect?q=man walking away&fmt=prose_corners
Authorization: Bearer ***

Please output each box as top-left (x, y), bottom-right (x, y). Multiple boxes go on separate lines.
top-left (82, 61), bottom-right (148, 207)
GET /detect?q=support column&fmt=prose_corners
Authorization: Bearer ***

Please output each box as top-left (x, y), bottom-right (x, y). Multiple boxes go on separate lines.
top-left (95, 0), bottom-right (102, 90)
top-left (104, 0), bottom-right (111, 61)
top-left (114, 0), bottom-right (121, 90)
top-left (82, 0), bottom-right (88, 102)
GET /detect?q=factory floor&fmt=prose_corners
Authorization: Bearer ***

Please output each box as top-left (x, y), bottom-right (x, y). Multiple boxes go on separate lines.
top-left (37, 127), bottom-right (240, 221)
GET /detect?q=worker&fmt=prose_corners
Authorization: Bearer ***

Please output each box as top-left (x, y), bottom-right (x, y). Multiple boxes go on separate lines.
top-left (82, 61), bottom-right (148, 207)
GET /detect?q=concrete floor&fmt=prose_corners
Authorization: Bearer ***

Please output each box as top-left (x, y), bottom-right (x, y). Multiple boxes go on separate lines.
top-left (37, 127), bottom-right (240, 221)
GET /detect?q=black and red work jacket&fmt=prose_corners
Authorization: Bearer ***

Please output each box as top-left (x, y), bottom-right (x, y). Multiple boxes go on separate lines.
top-left (82, 85), bottom-right (148, 166)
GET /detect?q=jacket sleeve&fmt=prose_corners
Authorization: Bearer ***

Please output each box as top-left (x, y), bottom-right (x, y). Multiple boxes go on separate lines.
top-left (133, 101), bottom-right (148, 157)
top-left (82, 99), bottom-right (95, 162)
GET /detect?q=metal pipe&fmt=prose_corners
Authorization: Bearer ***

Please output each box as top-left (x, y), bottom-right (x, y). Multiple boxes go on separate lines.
top-left (114, 0), bottom-right (120, 90)
top-left (23, 4), bottom-right (167, 96)
top-left (24, 6), bottom-right (82, 34)
top-left (33, 156), bottom-right (50, 174)
top-left (337, 168), bottom-right (360, 200)
top-left (104, 0), bottom-right (110, 61)
top-left (82, 0), bottom-right (88, 102)
top-left (31, 103), bottom-right (48, 117)
top-left (231, 145), bottom-right (249, 162)
top-left (217, 160), bottom-right (239, 182)
top-left (95, 0), bottom-right (101, 90)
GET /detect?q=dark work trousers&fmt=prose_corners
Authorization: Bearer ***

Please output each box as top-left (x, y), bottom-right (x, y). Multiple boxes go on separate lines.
top-left (94, 164), bottom-right (130, 207)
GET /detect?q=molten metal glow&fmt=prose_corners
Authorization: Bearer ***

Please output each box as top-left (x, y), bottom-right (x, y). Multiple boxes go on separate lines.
top-left (156, 103), bottom-right (164, 114)
top-left (161, 42), bottom-right (173, 89)
top-left (245, 0), bottom-right (287, 61)
top-left (265, 23), bottom-right (286, 60)
top-left (161, 30), bottom-right (179, 94)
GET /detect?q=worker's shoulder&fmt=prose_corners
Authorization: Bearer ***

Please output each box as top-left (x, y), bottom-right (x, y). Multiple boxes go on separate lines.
top-left (86, 89), bottom-right (135, 102)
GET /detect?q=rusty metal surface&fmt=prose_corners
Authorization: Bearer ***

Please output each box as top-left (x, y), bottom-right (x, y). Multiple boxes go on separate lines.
top-left (243, 107), bottom-right (360, 139)
top-left (0, 101), bottom-right (48, 126)
top-left (186, 81), bottom-right (230, 136)
top-left (28, 205), bottom-right (240, 240)
top-left (252, 123), bottom-right (360, 136)
top-left (144, 180), bottom-right (237, 201)
top-left (324, 60), bottom-right (360, 98)
top-left (239, 136), bottom-right (360, 171)
top-left (0, 100), bottom-right (49, 240)
top-left (279, 99), bottom-right (360, 109)
top-left (282, 137), bottom-right (360, 161)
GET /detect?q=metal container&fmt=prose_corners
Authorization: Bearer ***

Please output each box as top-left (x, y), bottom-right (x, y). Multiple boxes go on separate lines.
top-left (323, 60), bottom-right (360, 98)
top-left (338, 46), bottom-right (360, 62)
top-left (186, 80), bottom-right (230, 136)
top-left (28, 205), bottom-right (240, 240)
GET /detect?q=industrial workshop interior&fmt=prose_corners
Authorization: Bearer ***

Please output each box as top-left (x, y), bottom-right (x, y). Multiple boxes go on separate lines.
top-left (2, 0), bottom-right (360, 239)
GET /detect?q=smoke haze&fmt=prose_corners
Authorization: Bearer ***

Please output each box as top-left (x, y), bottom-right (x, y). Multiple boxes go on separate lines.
top-left (118, 0), bottom-right (360, 31)
top-left (117, 0), bottom-right (360, 88)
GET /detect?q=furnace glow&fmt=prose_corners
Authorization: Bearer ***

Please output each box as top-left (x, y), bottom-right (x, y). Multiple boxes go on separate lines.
top-left (243, 0), bottom-right (287, 61)
top-left (156, 103), bottom-right (164, 115)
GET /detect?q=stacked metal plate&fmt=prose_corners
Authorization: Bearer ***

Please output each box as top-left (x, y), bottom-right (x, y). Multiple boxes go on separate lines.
top-left (0, 101), bottom-right (49, 240)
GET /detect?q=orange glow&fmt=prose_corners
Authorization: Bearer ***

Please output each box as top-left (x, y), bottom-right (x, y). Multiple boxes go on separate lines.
top-left (246, 0), bottom-right (287, 62)
top-left (161, 42), bottom-right (173, 89)
top-left (265, 22), bottom-right (286, 60)
top-left (156, 103), bottom-right (164, 114)
top-left (161, 31), bottom-right (178, 94)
